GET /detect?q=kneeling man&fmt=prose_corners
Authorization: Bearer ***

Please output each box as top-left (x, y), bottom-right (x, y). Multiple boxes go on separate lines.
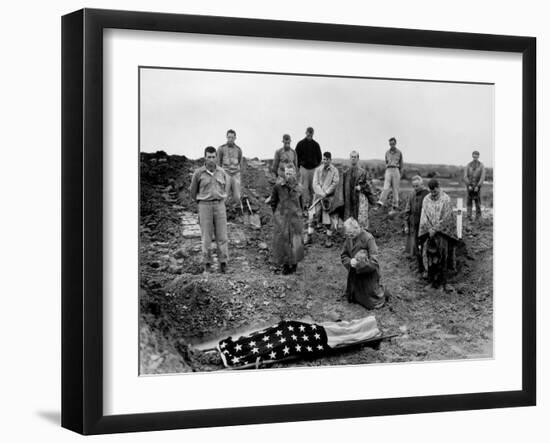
top-left (340, 218), bottom-right (387, 310)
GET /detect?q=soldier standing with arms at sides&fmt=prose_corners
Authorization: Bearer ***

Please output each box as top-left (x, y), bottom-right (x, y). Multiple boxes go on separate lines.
top-left (403, 175), bottom-right (430, 274)
top-left (296, 127), bottom-right (322, 211)
top-left (270, 165), bottom-right (305, 275)
top-left (378, 137), bottom-right (403, 215)
top-left (217, 129), bottom-right (243, 210)
top-left (463, 150), bottom-right (486, 221)
top-left (190, 146), bottom-right (231, 274)
top-left (342, 150), bottom-right (378, 229)
top-left (306, 152), bottom-right (340, 248)
top-left (272, 134), bottom-right (298, 183)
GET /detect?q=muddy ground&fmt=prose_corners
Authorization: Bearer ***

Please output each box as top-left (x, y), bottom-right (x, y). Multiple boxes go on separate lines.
top-left (139, 151), bottom-right (493, 374)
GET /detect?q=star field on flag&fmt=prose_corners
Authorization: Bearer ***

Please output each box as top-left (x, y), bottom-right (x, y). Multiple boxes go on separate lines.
top-left (217, 320), bottom-right (329, 368)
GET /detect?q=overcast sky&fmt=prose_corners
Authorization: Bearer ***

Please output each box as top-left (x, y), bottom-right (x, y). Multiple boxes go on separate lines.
top-left (140, 68), bottom-right (494, 167)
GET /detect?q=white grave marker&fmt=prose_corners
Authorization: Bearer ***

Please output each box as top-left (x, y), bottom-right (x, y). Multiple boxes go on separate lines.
top-left (454, 198), bottom-right (463, 239)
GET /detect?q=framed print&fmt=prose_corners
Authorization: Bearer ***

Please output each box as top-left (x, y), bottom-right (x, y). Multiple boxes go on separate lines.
top-left (61, 8), bottom-right (536, 435)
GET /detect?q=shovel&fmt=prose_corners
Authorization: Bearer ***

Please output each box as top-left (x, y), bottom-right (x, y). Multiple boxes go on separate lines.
top-left (239, 199), bottom-right (246, 223)
top-left (244, 197), bottom-right (262, 229)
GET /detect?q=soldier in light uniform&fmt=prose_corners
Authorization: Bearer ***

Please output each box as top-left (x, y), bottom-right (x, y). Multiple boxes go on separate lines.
top-left (272, 134), bottom-right (298, 184)
top-left (217, 129), bottom-right (243, 208)
top-left (463, 150), bottom-right (486, 221)
top-left (189, 146), bottom-right (231, 274)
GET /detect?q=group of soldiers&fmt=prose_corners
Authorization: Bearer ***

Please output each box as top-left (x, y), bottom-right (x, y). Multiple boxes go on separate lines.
top-left (189, 126), bottom-right (486, 303)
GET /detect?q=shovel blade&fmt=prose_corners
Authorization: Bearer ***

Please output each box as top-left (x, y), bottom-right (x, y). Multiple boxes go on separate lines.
top-left (249, 214), bottom-right (262, 229)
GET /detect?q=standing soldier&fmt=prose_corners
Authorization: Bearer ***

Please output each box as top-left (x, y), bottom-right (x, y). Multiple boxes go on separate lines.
top-left (217, 129), bottom-right (243, 209)
top-left (378, 137), bottom-right (403, 215)
top-left (418, 179), bottom-right (457, 290)
top-left (272, 134), bottom-right (298, 183)
top-left (342, 150), bottom-right (378, 229)
top-left (270, 165), bottom-right (304, 275)
top-left (305, 151), bottom-right (340, 248)
top-left (403, 175), bottom-right (430, 274)
top-left (463, 150), bottom-right (486, 221)
top-left (296, 126), bottom-right (322, 211)
top-left (189, 146), bottom-right (230, 274)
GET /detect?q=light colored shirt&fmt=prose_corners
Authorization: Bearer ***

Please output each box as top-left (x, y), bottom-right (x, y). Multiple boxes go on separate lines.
top-left (189, 165), bottom-right (230, 201)
top-left (217, 143), bottom-right (243, 175)
top-left (385, 148), bottom-right (403, 170)
top-left (272, 147), bottom-right (298, 177)
top-left (313, 164), bottom-right (340, 197)
top-left (464, 160), bottom-right (486, 187)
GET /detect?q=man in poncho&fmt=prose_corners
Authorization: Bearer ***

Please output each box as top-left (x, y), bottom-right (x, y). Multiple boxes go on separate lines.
top-left (418, 178), bottom-right (458, 290)
top-left (270, 165), bottom-right (304, 275)
top-left (342, 151), bottom-right (378, 229)
top-left (340, 218), bottom-right (387, 310)
top-left (403, 175), bottom-right (430, 273)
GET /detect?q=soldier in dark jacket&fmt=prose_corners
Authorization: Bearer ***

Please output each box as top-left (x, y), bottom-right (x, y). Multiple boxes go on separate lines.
top-left (342, 151), bottom-right (378, 229)
top-left (403, 175), bottom-right (430, 273)
top-left (295, 127), bottom-right (322, 208)
top-left (270, 165), bottom-right (305, 275)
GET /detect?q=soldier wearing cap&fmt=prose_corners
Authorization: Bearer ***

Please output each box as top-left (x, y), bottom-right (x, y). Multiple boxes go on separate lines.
top-left (463, 150), bottom-right (486, 220)
top-left (272, 134), bottom-right (298, 183)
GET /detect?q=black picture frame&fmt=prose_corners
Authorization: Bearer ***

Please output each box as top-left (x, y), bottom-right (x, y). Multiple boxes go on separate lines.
top-left (61, 8), bottom-right (536, 435)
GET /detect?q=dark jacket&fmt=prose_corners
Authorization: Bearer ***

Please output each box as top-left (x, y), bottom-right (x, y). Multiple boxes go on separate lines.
top-left (342, 166), bottom-right (378, 221)
top-left (296, 138), bottom-right (322, 170)
top-left (403, 187), bottom-right (430, 256)
top-left (341, 230), bottom-right (385, 309)
top-left (270, 181), bottom-right (305, 266)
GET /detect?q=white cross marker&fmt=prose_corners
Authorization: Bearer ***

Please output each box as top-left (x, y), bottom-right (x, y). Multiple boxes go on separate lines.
top-left (454, 197), bottom-right (463, 239)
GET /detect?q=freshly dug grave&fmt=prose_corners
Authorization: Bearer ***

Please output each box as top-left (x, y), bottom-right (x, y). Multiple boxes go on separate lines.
top-left (139, 152), bottom-right (493, 373)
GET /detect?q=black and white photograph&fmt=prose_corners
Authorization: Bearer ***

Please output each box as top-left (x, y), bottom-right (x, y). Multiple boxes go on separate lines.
top-left (1, 0), bottom-right (545, 439)
top-left (139, 67), bottom-right (494, 373)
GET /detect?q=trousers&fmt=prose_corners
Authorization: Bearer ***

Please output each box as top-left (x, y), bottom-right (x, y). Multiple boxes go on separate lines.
top-left (198, 200), bottom-right (229, 264)
top-left (299, 166), bottom-right (316, 207)
top-left (467, 188), bottom-right (482, 219)
top-left (308, 200), bottom-right (338, 232)
top-left (380, 167), bottom-right (401, 208)
top-left (227, 172), bottom-right (241, 203)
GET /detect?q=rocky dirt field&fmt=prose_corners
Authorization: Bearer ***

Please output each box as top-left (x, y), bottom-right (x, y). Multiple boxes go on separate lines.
top-left (139, 151), bottom-right (493, 374)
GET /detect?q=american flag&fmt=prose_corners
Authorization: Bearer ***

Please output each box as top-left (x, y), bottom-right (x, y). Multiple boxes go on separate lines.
top-left (218, 320), bottom-right (329, 369)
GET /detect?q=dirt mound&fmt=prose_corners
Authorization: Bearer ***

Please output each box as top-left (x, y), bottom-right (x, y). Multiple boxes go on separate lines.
top-left (139, 153), bottom-right (493, 373)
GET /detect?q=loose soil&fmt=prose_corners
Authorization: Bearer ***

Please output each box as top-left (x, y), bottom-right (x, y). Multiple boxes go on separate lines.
top-left (139, 152), bottom-right (493, 374)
